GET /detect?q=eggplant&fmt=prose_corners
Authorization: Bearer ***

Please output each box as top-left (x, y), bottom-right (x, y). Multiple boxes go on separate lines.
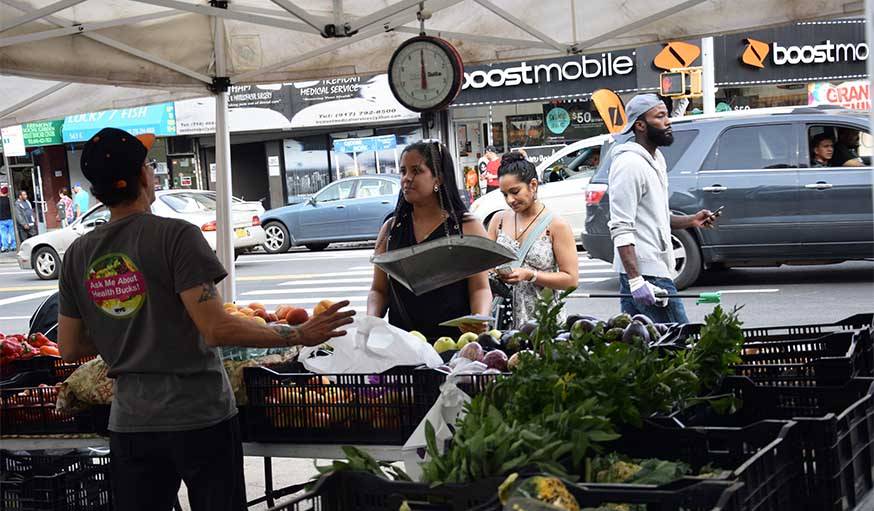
top-left (520, 320), bottom-right (539, 336)
top-left (608, 313), bottom-right (633, 329)
top-left (555, 332), bottom-right (571, 342)
top-left (477, 332), bottom-right (501, 350)
top-left (564, 315), bottom-right (583, 331)
top-left (631, 314), bottom-right (655, 326)
top-left (604, 327), bottom-right (624, 343)
top-left (571, 319), bottom-right (598, 340)
top-left (622, 322), bottom-right (651, 345)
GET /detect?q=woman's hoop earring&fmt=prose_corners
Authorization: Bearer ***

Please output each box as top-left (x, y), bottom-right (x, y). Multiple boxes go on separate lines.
top-left (434, 185), bottom-right (440, 192)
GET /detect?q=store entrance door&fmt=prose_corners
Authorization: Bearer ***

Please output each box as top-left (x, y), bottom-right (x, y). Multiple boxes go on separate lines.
top-left (169, 154), bottom-right (202, 190)
top-left (452, 119), bottom-right (486, 203)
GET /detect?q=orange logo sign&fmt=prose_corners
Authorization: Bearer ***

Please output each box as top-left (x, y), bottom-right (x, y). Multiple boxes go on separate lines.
top-left (591, 89), bottom-right (627, 135)
top-left (741, 38), bottom-right (770, 68)
top-left (653, 41), bottom-right (701, 70)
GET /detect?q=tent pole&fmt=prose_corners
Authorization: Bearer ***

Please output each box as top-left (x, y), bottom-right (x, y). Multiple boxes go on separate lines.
top-left (213, 16), bottom-right (236, 302)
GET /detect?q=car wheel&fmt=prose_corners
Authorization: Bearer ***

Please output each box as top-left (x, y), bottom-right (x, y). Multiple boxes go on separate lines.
top-left (671, 230), bottom-right (702, 290)
top-left (33, 247), bottom-right (60, 280)
top-left (263, 222), bottom-right (290, 254)
top-left (305, 243), bottom-right (329, 252)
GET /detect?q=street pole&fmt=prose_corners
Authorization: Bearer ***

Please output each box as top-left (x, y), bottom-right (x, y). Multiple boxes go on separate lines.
top-left (1, 150), bottom-right (22, 251)
top-left (701, 36), bottom-right (716, 114)
top-left (213, 16), bottom-right (236, 303)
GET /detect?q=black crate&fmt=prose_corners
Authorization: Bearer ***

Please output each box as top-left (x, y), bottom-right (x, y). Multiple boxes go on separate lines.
top-left (269, 469), bottom-right (744, 511)
top-left (0, 449), bottom-right (112, 511)
top-left (659, 321), bottom-right (872, 386)
top-left (661, 314), bottom-right (873, 346)
top-left (653, 376), bottom-right (874, 511)
top-left (603, 420), bottom-right (803, 511)
top-left (0, 357), bottom-right (56, 381)
top-left (243, 363), bottom-right (437, 444)
top-left (271, 421), bottom-right (798, 511)
top-left (733, 330), bottom-right (869, 386)
top-left (1, 385), bottom-right (110, 435)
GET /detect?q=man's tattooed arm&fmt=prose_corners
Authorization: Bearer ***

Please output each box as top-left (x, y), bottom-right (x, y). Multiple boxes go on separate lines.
top-left (197, 282), bottom-right (218, 303)
top-left (271, 324), bottom-right (303, 346)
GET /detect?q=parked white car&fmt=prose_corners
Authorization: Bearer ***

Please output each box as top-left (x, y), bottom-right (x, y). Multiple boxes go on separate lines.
top-left (18, 189), bottom-right (266, 280)
top-left (469, 134), bottom-right (610, 239)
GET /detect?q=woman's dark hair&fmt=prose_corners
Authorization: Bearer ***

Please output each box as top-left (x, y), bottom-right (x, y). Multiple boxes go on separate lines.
top-left (389, 141), bottom-right (469, 238)
top-left (91, 174), bottom-right (141, 207)
top-left (498, 151), bottom-right (537, 183)
top-left (59, 187), bottom-right (69, 197)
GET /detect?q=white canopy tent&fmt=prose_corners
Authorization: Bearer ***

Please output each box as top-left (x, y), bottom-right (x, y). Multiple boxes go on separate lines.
top-left (0, 0), bottom-right (868, 301)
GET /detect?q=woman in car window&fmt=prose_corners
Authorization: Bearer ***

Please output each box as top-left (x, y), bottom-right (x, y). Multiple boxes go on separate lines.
top-left (367, 141), bottom-right (492, 341)
top-left (486, 153), bottom-right (579, 328)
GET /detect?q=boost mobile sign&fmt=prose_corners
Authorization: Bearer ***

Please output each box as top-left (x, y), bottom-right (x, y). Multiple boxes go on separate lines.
top-left (463, 53), bottom-right (633, 89)
top-left (771, 40), bottom-right (868, 66)
top-left (716, 19), bottom-right (867, 86)
top-left (454, 50), bottom-right (637, 106)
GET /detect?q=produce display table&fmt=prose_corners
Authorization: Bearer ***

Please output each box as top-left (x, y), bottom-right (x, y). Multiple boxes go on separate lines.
top-left (0, 437), bottom-right (402, 508)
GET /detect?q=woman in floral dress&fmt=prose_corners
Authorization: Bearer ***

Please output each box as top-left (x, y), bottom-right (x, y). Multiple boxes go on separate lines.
top-left (486, 153), bottom-right (579, 327)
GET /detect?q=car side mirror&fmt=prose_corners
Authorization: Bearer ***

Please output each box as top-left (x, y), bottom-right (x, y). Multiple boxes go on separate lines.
top-left (308, 196), bottom-right (318, 206)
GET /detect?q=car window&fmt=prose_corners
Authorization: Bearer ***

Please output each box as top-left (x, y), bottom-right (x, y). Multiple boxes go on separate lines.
top-left (703, 125), bottom-right (796, 170)
top-left (81, 205), bottom-right (110, 226)
top-left (161, 192), bottom-right (216, 213)
top-left (355, 179), bottom-right (397, 198)
top-left (807, 124), bottom-right (871, 167)
top-left (660, 130), bottom-right (698, 170)
top-left (316, 181), bottom-right (355, 202)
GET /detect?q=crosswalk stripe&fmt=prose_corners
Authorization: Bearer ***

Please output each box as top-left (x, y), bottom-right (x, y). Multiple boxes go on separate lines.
top-left (579, 277), bottom-right (614, 283)
top-left (276, 277), bottom-right (374, 286)
top-left (0, 285), bottom-right (57, 292)
top-left (237, 270), bottom-right (374, 282)
top-left (0, 290), bottom-right (56, 307)
top-left (242, 286), bottom-right (371, 296)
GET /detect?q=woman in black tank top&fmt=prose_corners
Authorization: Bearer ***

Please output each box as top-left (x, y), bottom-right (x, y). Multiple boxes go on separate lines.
top-left (367, 141), bottom-right (493, 342)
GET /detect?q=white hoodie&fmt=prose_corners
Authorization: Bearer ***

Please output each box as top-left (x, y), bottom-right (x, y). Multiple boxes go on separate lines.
top-left (607, 141), bottom-right (675, 279)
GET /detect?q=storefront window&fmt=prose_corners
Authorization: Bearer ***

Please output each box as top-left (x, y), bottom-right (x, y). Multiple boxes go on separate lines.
top-left (283, 136), bottom-right (331, 204)
top-left (506, 114), bottom-right (544, 148)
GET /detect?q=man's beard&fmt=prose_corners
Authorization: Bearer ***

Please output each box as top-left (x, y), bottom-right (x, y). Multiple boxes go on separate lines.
top-left (646, 121), bottom-right (674, 147)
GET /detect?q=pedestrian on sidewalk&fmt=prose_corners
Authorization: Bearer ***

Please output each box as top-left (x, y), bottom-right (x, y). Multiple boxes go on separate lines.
top-left (481, 145), bottom-right (501, 193)
top-left (0, 185), bottom-right (15, 252)
top-left (608, 94), bottom-right (719, 324)
top-left (57, 187), bottom-right (74, 227)
top-left (57, 127), bottom-right (355, 511)
top-left (14, 190), bottom-right (37, 242)
top-left (73, 182), bottom-right (90, 219)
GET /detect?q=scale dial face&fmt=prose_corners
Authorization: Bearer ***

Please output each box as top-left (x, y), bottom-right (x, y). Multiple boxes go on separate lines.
top-left (388, 36), bottom-right (463, 113)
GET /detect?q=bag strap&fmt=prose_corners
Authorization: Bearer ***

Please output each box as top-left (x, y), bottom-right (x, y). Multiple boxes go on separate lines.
top-left (511, 210), bottom-right (553, 269)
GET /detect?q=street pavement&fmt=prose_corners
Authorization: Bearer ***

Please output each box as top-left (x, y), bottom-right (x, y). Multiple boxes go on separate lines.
top-left (1, 247), bottom-right (873, 508)
top-left (1, 245), bottom-right (872, 333)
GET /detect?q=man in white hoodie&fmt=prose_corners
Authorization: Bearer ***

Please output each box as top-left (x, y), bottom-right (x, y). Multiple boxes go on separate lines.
top-left (608, 94), bottom-right (716, 323)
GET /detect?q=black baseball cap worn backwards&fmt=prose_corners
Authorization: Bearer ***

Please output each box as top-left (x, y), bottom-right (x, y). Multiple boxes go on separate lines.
top-left (81, 127), bottom-right (155, 192)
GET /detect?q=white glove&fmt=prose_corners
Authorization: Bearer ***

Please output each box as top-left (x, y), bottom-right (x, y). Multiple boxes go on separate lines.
top-left (650, 284), bottom-right (669, 308)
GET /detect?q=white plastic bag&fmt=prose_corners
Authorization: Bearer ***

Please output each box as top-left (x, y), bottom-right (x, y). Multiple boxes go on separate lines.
top-left (297, 315), bottom-right (443, 374)
top-left (401, 358), bottom-right (494, 480)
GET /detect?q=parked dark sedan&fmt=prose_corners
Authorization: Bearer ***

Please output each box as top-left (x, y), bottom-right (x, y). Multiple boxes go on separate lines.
top-left (583, 106), bottom-right (873, 289)
top-left (261, 175), bottom-right (400, 252)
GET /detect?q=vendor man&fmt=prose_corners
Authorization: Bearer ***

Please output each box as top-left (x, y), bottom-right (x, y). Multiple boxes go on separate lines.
top-left (57, 127), bottom-right (355, 511)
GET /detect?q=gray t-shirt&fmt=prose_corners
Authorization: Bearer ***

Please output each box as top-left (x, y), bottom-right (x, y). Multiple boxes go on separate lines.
top-left (59, 212), bottom-right (236, 433)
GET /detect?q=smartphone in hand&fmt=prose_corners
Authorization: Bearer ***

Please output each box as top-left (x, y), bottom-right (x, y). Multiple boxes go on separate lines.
top-left (496, 265), bottom-right (513, 276)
